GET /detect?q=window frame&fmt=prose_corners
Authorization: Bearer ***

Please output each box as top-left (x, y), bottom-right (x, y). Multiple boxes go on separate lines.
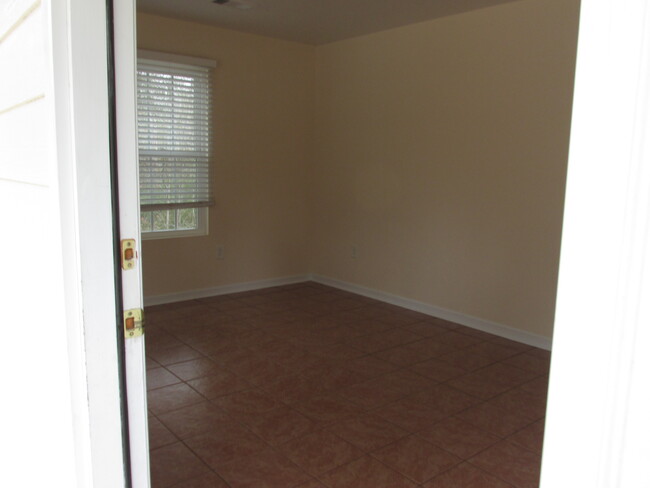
top-left (136, 50), bottom-right (217, 240)
top-left (140, 207), bottom-right (209, 241)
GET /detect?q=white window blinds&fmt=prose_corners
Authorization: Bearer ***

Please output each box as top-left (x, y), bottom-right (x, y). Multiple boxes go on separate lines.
top-left (137, 58), bottom-right (214, 210)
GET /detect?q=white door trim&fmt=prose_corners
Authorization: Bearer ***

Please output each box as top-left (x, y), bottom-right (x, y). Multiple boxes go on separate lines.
top-left (541, 2), bottom-right (650, 486)
top-left (49, 0), bottom-right (130, 486)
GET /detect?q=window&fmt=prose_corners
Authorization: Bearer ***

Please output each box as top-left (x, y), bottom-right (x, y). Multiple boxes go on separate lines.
top-left (136, 51), bottom-right (215, 239)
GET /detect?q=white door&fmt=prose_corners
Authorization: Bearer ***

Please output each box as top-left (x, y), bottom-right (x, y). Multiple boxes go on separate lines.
top-left (112, 0), bottom-right (150, 486)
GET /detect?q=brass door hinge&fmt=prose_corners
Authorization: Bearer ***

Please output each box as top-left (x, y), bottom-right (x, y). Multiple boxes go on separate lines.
top-left (124, 308), bottom-right (144, 338)
top-left (121, 239), bottom-right (137, 270)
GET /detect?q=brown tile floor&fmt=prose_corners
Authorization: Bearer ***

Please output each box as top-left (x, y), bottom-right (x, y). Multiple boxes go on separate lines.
top-left (146, 282), bottom-right (549, 488)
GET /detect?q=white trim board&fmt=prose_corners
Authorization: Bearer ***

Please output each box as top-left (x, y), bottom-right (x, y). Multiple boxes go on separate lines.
top-left (311, 275), bottom-right (552, 351)
top-left (137, 49), bottom-right (218, 68)
top-left (144, 275), bottom-right (311, 306)
top-left (144, 273), bottom-right (551, 350)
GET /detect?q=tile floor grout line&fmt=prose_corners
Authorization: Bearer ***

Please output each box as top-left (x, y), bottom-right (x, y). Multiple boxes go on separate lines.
top-left (367, 433), bottom-right (464, 486)
top-left (176, 437), bottom-right (235, 488)
top-left (463, 458), bottom-right (518, 488)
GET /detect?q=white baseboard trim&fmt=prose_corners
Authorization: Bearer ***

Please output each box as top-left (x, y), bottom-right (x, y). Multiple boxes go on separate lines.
top-left (144, 273), bottom-right (552, 350)
top-left (310, 274), bottom-right (552, 351)
top-left (144, 275), bottom-right (311, 307)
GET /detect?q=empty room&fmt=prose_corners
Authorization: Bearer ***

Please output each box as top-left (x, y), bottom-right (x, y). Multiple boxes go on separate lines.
top-left (137, 0), bottom-right (580, 486)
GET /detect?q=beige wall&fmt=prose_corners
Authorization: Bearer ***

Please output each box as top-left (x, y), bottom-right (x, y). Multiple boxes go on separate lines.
top-left (138, 0), bottom-right (579, 339)
top-left (310, 0), bottom-right (580, 338)
top-left (137, 14), bottom-right (315, 297)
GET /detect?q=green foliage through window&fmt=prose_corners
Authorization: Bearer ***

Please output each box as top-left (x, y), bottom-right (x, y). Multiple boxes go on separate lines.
top-left (140, 208), bottom-right (199, 233)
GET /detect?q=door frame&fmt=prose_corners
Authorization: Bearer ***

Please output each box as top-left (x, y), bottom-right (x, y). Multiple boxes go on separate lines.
top-left (541, 1), bottom-right (650, 486)
top-left (49, 0), bottom-right (147, 486)
top-left (111, 0), bottom-right (150, 485)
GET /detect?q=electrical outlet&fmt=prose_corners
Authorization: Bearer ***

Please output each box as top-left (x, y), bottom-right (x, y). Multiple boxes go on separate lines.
top-left (351, 246), bottom-right (358, 259)
top-left (216, 245), bottom-right (225, 259)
